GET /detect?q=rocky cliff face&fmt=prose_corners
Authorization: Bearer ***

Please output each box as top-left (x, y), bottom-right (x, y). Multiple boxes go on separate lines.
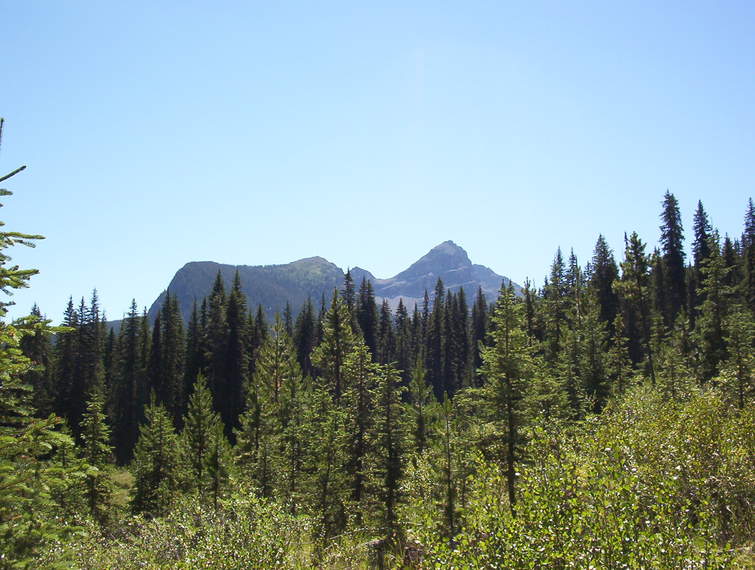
top-left (146, 241), bottom-right (519, 321)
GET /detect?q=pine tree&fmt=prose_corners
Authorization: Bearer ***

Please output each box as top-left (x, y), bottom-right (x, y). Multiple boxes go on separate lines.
top-left (311, 290), bottom-right (355, 401)
top-left (131, 398), bottom-right (182, 516)
top-left (342, 342), bottom-right (377, 522)
top-left (377, 299), bottom-right (396, 365)
top-left (590, 234), bottom-right (619, 334)
top-left (425, 279), bottom-right (446, 399)
top-left (184, 300), bottom-right (203, 413)
top-left (394, 298), bottom-right (413, 380)
top-left (160, 292), bottom-right (185, 424)
top-left (293, 297), bottom-right (317, 377)
top-left (206, 421), bottom-right (232, 509)
top-left (696, 236), bottom-right (729, 382)
top-left (615, 232), bottom-right (655, 383)
top-left (660, 190), bottom-right (687, 324)
top-left (544, 248), bottom-right (568, 362)
top-left (480, 283), bottom-right (532, 515)
top-left (223, 271), bottom-right (248, 436)
top-left (182, 374), bottom-right (222, 496)
top-left (371, 363), bottom-right (406, 533)
top-left (356, 278), bottom-right (378, 356)
top-left (204, 270), bottom-right (228, 411)
top-left (79, 389), bottom-right (114, 522)
top-left (111, 300), bottom-right (149, 463)
top-left (721, 306), bottom-right (753, 409)
top-left (405, 362), bottom-right (435, 455)
top-left (470, 286), bottom-right (488, 386)
top-left (0, 137), bottom-right (79, 562)
top-left (54, 297), bottom-right (79, 421)
top-left (20, 303), bottom-right (54, 416)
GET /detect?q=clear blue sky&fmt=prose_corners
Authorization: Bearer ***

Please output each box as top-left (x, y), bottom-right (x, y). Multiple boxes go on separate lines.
top-left (1, 1), bottom-right (753, 320)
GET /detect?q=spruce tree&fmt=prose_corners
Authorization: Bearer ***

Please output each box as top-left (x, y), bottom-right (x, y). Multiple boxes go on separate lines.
top-left (0, 138), bottom-right (79, 562)
top-left (615, 232), bottom-right (655, 383)
top-left (371, 363), bottom-right (406, 533)
top-left (293, 296), bottom-right (316, 377)
top-left (111, 300), bottom-right (149, 463)
top-left (425, 279), bottom-right (446, 399)
top-left (356, 278), bottom-right (378, 356)
top-left (131, 398), bottom-right (182, 516)
top-left (182, 374), bottom-right (222, 495)
top-left (79, 389), bottom-right (114, 522)
top-left (377, 299), bottom-right (396, 365)
top-left (311, 290), bottom-right (355, 401)
top-left (660, 190), bottom-right (686, 324)
top-left (589, 234), bottom-right (619, 333)
top-left (342, 341), bottom-right (378, 522)
top-left (480, 283), bottom-right (532, 515)
top-left (20, 303), bottom-right (54, 417)
top-left (223, 271), bottom-right (248, 435)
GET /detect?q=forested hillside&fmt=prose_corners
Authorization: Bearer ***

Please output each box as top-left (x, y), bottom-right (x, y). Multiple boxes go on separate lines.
top-left (2, 129), bottom-right (753, 566)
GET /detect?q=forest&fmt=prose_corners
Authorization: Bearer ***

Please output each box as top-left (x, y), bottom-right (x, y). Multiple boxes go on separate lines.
top-left (1, 133), bottom-right (753, 565)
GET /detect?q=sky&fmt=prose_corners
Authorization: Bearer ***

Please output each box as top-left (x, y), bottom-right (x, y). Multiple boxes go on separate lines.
top-left (1, 1), bottom-right (753, 321)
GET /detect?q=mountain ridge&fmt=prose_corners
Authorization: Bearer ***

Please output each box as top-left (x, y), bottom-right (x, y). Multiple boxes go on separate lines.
top-left (146, 241), bottom-right (520, 322)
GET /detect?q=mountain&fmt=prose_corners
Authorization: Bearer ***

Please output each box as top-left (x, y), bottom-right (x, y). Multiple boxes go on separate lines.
top-left (146, 241), bottom-right (519, 322)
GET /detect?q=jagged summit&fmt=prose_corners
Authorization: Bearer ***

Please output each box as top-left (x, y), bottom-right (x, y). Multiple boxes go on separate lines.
top-left (146, 241), bottom-right (519, 322)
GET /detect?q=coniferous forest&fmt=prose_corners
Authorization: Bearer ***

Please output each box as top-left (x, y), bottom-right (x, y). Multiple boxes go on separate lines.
top-left (1, 124), bottom-right (753, 568)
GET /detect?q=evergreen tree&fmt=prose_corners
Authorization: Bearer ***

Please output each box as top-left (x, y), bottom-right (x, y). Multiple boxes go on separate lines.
top-left (160, 292), bottom-right (185, 425)
top-left (405, 362), bottom-right (435, 455)
top-left (660, 190), bottom-right (686, 324)
top-left (696, 236), bottom-right (729, 382)
top-left (480, 283), bottom-right (532, 515)
top-left (721, 306), bottom-right (753, 409)
top-left (371, 363), bottom-right (406, 533)
top-left (131, 398), bottom-right (182, 516)
top-left (111, 300), bottom-right (149, 463)
top-left (589, 234), bottom-right (619, 333)
top-left (425, 279), bottom-right (446, 399)
top-left (293, 297), bottom-right (316, 377)
top-left (471, 286), bottom-right (488, 386)
top-left (54, 297), bottom-right (79, 421)
top-left (311, 290), bottom-right (355, 401)
top-left (204, 271), bottom-right (228, 416)
top-left (0, 145), bottom-right (79, 563)
top-left (543, 248), bottom-right (568, 362)
top-left (356, 278), bottom-right (378, 356)
top-left (342, 342), bottom-right (378, 522)
top-left (741, 199), bottom-right (755, 311)
top-left (182, 374), bottom-right (222, 496)
top-left (79, 389), bottom-right (114, 522)
top-left (223, 271), bottom-right (248, 435)
top-left (377, 299), bottom-right (396, 365)
top-left (615, 232), bottom-right (655, 383)
top-left (183, 300), bottom-right (203, 412)
top-left (394, 298), bottom-right (413, 380)
top-left (20, 303), bottom-right (54, 416)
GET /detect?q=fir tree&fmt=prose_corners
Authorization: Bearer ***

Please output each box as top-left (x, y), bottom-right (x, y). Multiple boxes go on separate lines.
top-left (223, 271), bottom-right (248, 436)
top-left (371, 363), bottom-right (406, 533)
top-left (131, 398), bottom-right (182, 516)
top-left (377, 299), bottom-right (396, 365)
top-left (293, 297), bottom-right (317, 377)
top-left (356, 278), bottom-right (378, 357)
top-left (660, 190), bottom-right (687, 324)
top-left (425, 279), bottom-right (446, 399)
top-left (182, 374), bottom-right (222, 496)
top-left (590, 234), bottom-right (619, 334)
top-left (111, 300), bottom-right (149, 463)
top-left (0, 140), bottom-right (79, 562)
top-left (311, 290), bottom-right (355, 401)
top-left (480, 283), bottom-right (532, 515)
top-left (79, 389), bottom-right (114, 522)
